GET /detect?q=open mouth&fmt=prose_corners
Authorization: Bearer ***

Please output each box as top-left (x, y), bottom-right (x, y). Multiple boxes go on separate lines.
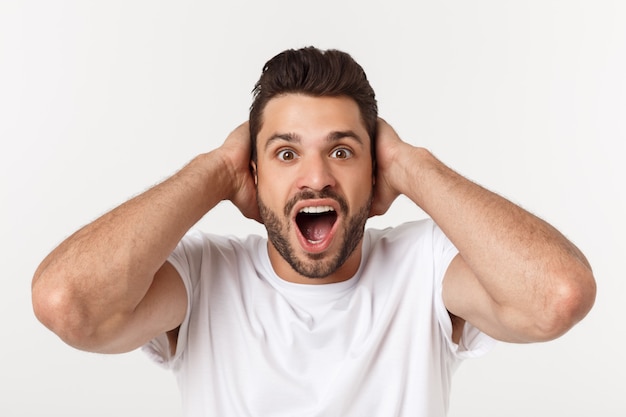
top-left (295, 205), bottom-right (338, 245)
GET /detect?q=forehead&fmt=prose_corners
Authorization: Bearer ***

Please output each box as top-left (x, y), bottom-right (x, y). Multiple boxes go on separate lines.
top-left (258, 94), bottom-right (369, 145)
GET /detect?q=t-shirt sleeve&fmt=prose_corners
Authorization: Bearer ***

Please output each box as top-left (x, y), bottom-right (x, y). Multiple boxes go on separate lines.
top-left (141, 230), bottom-right (203, 369)
top-left (431, 222), bottom-right (496, 359)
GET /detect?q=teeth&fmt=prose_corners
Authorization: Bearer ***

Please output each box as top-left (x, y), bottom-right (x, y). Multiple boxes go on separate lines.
top-left (299, 206), bottom-right (335, 214)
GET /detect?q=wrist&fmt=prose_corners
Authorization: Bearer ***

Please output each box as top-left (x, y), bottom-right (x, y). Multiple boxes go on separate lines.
top-left (386, 143), bottom-right (429, 191)
top-left (179, 152), bottom-right (234, 207)
top-left (391, 146), bottom-right (442, 202)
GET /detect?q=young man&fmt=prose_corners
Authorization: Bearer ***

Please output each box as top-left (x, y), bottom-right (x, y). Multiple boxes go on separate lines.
top-left (32, 47), bottom-right (596, 416)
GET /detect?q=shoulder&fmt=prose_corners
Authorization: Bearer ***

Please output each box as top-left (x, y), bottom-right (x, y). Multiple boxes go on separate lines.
top-left (169, 230), bottom-right (267, 277)
top-left (174, 230), bottom-right (265, 257)
top-left (365, 219), bottom-right (442, 247)
top-left (363, 219), bottom-right (457, 280)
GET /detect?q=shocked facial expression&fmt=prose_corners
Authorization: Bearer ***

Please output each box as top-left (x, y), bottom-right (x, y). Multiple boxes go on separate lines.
top-left (253, 94), bottom-right (374, 284)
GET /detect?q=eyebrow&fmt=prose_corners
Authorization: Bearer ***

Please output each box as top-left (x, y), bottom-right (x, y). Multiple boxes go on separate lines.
top-left (328, 130), bottom-right (364, 145)
top-left (264, 130), bottom-right (364, 151)
top-left (264, 132), bottom-right (300, 150)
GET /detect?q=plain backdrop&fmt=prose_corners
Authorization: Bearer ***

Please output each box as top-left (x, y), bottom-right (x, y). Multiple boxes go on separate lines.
top-left (1, 1), bottom-right (624, 416)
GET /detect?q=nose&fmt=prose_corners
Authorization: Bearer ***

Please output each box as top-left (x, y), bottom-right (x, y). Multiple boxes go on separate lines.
top-left (295, 154), bottom-right (336, 191)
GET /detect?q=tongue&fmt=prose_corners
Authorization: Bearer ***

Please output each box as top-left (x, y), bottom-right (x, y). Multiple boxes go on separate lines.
top-left (300, 214), bottom-right (334, 242)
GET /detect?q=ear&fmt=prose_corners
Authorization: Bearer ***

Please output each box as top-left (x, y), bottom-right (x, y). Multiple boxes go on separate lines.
top-left (250, 160), bottom-right (258, 186)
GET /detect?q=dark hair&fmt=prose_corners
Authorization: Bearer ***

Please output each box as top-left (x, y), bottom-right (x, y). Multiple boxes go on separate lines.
top-left (249, 46), bottom-right (378, 161)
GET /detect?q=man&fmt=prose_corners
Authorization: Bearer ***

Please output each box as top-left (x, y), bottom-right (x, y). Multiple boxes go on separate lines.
top-left (32, 47), bottom-right (596, 416)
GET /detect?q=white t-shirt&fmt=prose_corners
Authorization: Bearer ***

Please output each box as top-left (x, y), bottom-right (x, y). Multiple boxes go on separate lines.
top-left (144, 219), bottom-right (495, 417)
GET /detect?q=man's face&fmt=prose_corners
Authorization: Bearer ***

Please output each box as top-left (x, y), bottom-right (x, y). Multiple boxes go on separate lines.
top-left (253, 94), bottom-right (374, 284)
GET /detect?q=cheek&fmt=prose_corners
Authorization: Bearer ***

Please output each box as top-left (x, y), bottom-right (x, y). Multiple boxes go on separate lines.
top-left (346, 170), bottom-right (374, 200)
top-left (257, 174), bottom-right (289, 205)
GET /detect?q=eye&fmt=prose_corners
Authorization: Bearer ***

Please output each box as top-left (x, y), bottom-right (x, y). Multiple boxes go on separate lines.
top-left (330, 147), bottom-right (353, 159)
top-left (277, 149), bottom-right (298, 161)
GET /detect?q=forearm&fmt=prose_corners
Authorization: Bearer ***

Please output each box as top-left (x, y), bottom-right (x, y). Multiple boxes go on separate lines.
top-left (396, 146), bottom-right (594, 329)
top-left (32, 151), bottom-right (230, 341)
top-left (402, 147), bottom-right (589, 266)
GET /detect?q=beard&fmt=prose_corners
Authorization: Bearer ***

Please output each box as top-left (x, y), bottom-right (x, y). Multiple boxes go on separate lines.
top-left (258, 188), bottom-right (372, 279)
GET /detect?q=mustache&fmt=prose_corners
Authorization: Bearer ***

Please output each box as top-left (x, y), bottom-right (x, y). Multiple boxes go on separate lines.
top-left (284, 189), bottom-right (349, 217)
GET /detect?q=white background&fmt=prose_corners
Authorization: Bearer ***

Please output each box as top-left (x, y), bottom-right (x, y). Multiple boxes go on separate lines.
top-left (1, 1), bottom-right (624, 415)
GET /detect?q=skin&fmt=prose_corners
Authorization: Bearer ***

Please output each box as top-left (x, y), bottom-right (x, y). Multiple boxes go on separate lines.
top-left (31, 93), bottom-right (596, 357)
top-left (373, 120), bottom-right (596, 342)
top-left (253, 95), bottom-right (373, 284)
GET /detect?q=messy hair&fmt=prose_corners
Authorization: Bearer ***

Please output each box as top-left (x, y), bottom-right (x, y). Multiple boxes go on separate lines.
top-left (249, 47), bottom-right (378, 161)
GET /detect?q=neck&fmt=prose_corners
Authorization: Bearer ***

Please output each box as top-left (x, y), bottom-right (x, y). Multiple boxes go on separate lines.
top-left (266, 240), bottom-right (364, 285)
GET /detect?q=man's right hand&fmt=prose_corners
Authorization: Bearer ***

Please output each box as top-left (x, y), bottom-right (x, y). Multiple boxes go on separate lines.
top-left (213, 122), bottom-right (261, 223)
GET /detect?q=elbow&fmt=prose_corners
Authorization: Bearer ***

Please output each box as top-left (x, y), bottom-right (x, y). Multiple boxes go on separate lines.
top-left (532, 266), bottom-right (596, 341)
top-left (32, 273), bottom-right (103, 351)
